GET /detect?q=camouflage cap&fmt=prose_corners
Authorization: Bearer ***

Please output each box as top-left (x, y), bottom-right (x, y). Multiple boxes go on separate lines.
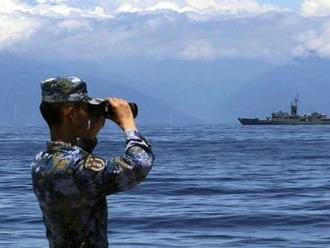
top-left (41, 76), bottom-right (102, 104)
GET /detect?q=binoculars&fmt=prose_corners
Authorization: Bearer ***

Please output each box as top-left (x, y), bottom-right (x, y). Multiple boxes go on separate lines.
top-left (88, 100), bottom-right (138, 119)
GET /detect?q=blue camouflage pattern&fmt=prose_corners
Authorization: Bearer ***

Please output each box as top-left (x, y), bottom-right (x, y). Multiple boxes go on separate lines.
top-left (31, 131), bottom-right (154, 247)
top-left (41, 76), bottom-right (91, 103)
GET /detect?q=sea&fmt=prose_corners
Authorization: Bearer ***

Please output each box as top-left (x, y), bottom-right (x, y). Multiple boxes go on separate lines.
top-left (1, 124), bottom-right (330, 248)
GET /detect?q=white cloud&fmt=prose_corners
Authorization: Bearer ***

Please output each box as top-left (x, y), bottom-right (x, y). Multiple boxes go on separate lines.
top-left (301, 0), bottom-right (330, 17)
top-left (31, 4), bottom-right (83, 17)
top-left (114, 0), bottom-right (282, 16)
top-left (36, 0), bottom-right (68, 3)
top-left (0, 0), bottom-right (113, 52)
top-left (0, 0), bottom-right (113, 18)
top-left (30, 4), bottom-right (113, 19)
top-left (0, 0), bottom-right (29, 14)
top-left (179, 40), bottom-right (217, 60)
top-left (294, 21), bottom-right (330, 57)
top-left (178, 39), bottom-right (239, 60)
top-left (57, 19), bottom-right (91, 31)
top-left (116, 4), bottom-right (141, 13)
top-left (23, 11), bottom-right (309, 63)
top-left (86, 6), bottom-right (113, 18)
top-left (0, 14), bottom-right (40, 49)
top-left (146, 1), bottom-right (190, 12)
top-left (1, 0), bottom-right (330, 63)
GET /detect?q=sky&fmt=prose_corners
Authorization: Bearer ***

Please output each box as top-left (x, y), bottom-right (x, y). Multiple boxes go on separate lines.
top-left (1, 0), bottom-right (330, 64)
top-left (258, 0), bottom-right (301, 10)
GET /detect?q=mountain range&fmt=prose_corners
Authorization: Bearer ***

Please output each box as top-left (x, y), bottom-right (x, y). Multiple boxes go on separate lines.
top-left (0, 53), bottom-right (329, 126)
top-left (0, 54), bottom-right (199, 126)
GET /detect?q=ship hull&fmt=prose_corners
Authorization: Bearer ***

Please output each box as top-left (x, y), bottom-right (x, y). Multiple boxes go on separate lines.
top-left (238, 118), bottom-right (330, 125)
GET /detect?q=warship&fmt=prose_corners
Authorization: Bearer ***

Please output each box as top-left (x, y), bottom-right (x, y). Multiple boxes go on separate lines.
top-left (238, 96), bottom-right (330, 125)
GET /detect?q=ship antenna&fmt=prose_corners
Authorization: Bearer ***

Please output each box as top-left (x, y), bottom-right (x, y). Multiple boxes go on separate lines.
top-left (296, 94), bottom-right (300, 112)
top-left (295, 94), bottom-right (299, 106)
top-left (291, 95), bottom-right (299, 116)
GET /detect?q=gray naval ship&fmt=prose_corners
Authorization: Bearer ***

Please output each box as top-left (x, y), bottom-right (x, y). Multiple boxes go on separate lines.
top-left (238, 96), bottom-right (330, 125)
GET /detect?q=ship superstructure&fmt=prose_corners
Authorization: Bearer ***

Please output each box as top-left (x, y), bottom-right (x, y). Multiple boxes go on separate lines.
top-left (238, 96), bottom-right (330, 125)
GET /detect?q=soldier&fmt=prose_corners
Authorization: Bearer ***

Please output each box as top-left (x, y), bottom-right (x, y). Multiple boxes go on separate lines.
top-left (31, 76), bottom-right (155, 247)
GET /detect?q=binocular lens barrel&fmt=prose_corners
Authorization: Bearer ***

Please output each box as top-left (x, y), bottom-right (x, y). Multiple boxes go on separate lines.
top-left (89, 101), bottom-right (138, 119)
top-left (104, 102), bottom-right (138, 119)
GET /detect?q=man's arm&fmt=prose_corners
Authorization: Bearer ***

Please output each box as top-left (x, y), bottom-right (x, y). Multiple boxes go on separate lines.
top-left (75, 130), bottom-right (154, 196)
top-left (74, 97), bottom-right (154, 196)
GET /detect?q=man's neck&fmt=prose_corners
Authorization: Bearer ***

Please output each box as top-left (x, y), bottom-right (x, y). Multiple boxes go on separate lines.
top-left (50, 124), bottom-right (77, 145)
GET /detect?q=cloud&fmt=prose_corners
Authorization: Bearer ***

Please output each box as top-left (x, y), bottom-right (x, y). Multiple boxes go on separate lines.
top-left (294, 21), bottom-right (330, 57)
top-left (0, 0), bottom-right (330, 63)
top-left (295, 0), bottom-right (330, 57)
top-left (301, 0), bottom-right (330, 17)
top-left (1, 0), bottom-right (113, 19)
top-left (0, 14), bottom-right (40, 50)
top-left (16, 11), bottom-right (312, 63)
top-left (113, 0), bottom-right (283, 16)
top-left (30, 4), bottom-right (113, 19)
top-left (0, 0), bottom-right (113, 52)
top-left (178, 39), bottom-right (239, 60)
top-left (57, 19), bottom-right (91, 31)
top-left (0, 1), bottom-right (41, 51)
top-left (36, 0), bottom-right (68, 3)
top-left (1, 0), bottom-right (29, 14)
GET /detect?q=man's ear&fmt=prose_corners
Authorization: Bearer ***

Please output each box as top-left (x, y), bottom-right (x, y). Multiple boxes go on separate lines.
top-left (62, 106), bottom-right (76, 122)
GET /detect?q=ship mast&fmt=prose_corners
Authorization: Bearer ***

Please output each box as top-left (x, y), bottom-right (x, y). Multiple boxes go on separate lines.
top-left (290, 95), bottom-right (299, 116)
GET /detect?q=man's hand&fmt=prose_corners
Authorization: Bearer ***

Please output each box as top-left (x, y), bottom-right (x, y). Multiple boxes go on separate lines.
top-left (105, 97), bottom-right (137, 131)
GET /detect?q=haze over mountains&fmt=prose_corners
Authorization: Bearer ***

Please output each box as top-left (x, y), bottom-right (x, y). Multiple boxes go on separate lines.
top-left (1, 53), bottom-right (330, 126)
top-left (0, 54), bottom-right (201, 126)
top-left (0, 53), bottom-right (271, 125)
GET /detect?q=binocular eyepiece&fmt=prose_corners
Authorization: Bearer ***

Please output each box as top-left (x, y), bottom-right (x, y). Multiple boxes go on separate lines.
top-left (88, 100), bottom-right (138, 119)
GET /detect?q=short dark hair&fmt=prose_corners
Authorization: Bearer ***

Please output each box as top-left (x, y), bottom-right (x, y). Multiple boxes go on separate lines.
top-left (39, 102), bottom-right (84, 127)
top-left (40, 102), bottom-right (65, 127)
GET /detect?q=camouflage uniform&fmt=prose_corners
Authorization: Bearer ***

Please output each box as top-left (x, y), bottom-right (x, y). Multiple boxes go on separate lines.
top-left (31, 77), bottom-right (154, 247)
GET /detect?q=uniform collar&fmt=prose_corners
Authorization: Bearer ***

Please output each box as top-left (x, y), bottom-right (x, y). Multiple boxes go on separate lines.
top-left (47, 141), bottom-right (75, 152)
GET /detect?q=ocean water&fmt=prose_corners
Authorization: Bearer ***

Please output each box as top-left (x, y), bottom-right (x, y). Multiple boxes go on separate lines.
top-left (1, 124), bottom-right (330, 248)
